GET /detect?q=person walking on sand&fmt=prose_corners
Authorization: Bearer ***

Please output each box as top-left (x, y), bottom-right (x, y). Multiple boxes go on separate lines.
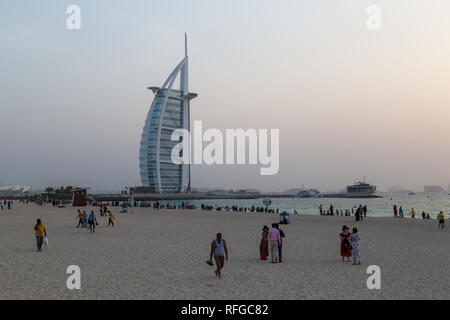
top-left (339, 225), bottom-right (352, 262)
top-left (363, 205), bottom-right (367, 218)
top-left (350, 228), bottom-right (361, 265)
top-left (209, 233), bottom-right (228, 278)
top-left (82, 210), bottom-right (88, 228)
top-left (276, 224), bottom-right (285, 263)
top-left (437, 211), bottom-right (445, 229)
top-left (76, 209), bottom-right (83, 227)
top-left (260, 226), bottom-right (269, 260)
top-left (411, 208), bottom-right (416, 219)
top-left (108, 211), bottom-right (115, 227)
top-left (399, 206), bottom-right (404, 218)
top-left (267, 223), bottom-right (281, 263)
top-left (88, 211), bottom-right (97, 233)
top-left (34, 219), bottom-right (47, 252)
top-left (319, 204), bottom-right (323, 215)
top-left (393, 205), bottom-right (398, 218)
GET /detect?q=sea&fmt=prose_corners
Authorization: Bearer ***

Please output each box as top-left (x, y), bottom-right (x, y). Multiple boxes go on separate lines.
top-left (157, 192), bottom-right (450, 218)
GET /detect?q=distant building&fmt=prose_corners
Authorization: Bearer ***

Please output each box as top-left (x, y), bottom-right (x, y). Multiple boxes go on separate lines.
top-left (0, 186), bottom-right (31, 197)
top-left (71, 188), bottom-right (89, 207)
top-left (233, 189), bottom-right (261, 195)
top-left (424, 185), bottom-right (445, 193)
top-left (139, 35), bottom-right (197, 193)
top-left (208, 189), bottom-right (233, 196)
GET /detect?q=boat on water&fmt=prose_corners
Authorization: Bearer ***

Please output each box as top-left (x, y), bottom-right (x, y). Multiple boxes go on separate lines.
top-left (346, 178), bottom-right (376, 196)
top-left (294, 188), bottom-right (322, 198)
top-left (408, 192), bottom-right (416, 196)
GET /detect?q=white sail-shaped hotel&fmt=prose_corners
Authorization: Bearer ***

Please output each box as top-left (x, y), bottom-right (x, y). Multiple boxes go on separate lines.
top-left (139, 35), bottom-right (197, 193)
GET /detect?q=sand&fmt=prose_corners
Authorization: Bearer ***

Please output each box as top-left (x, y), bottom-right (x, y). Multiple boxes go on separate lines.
top-left (0, 203), bottom-right (448, 300)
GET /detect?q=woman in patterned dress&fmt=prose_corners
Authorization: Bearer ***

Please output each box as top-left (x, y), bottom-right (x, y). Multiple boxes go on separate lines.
top-left (339, 225), bottom-right (352, 262)
top-left (350, 227), bottom-right (361, 265)
top-left (260, 226), bottom-right (269, 260)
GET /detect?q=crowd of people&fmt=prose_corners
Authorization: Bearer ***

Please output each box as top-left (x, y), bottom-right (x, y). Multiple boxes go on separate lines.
top-left (75, 206), bottom-right (116, 233)
top-left (319, 204), bottom-right (368, 221)
top-left (0, 197), bottom-right (441, 267)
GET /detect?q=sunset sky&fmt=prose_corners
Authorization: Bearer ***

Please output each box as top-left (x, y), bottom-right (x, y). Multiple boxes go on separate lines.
top-left (1, 0), bottom-right (450, 192)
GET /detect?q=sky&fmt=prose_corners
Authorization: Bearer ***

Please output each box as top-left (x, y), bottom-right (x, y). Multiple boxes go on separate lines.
top-left (1, 0), bottom-right (450, 193)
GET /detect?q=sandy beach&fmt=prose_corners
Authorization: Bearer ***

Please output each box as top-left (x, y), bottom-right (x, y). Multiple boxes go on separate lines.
top-left (0, 203), bottom-right (448, 300)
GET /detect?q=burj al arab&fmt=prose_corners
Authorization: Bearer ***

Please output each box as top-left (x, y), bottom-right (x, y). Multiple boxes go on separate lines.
top-left (139, 35), bottom-right (197, 193)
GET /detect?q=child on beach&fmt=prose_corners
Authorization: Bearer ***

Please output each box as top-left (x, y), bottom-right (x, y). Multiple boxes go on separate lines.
top-left (350, 228), bottom-right (361, 265)
top-left (76, 210), bottom-right (83, 227)
top-left (437, 212), bottom-right (445, 229)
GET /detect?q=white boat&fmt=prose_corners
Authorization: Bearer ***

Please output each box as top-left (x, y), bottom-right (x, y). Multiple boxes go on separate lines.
top-left (346, 177), bottom-right (376, 195)
top-left (295, 188), bottom-right (322, 198)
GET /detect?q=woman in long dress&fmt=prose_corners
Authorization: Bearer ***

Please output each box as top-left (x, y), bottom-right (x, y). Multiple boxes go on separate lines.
top-left (339, 225), bottom-right (352, 262)
top-left (350, 227), bottom-right (361, 265)
top-left (260, 226), bottom-right (269, 260)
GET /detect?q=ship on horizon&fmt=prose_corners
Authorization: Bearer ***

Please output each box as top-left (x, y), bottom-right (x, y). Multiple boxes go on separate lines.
top-left (346, 177), bottom-right (377, 195)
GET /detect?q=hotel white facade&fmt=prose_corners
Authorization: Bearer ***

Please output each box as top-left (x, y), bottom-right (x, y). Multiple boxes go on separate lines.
top-left (139, 35), bottom-right (197, 193)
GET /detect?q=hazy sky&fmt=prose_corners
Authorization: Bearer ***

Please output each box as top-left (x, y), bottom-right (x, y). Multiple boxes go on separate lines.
top-left (1, 0), bottom-right (450, 192)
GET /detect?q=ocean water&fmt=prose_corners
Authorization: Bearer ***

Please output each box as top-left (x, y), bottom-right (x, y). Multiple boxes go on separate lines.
top-left (158, 193), bottom-right (450, 218)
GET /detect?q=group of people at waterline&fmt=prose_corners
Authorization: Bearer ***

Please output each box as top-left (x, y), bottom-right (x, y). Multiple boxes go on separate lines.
top-left (319, 204), bottom-right (367, 221)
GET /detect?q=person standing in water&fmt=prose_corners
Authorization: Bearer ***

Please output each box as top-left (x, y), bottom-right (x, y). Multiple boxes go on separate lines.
top-left (34, 219), bottom-right (47, 252)
top-left (209, 233), bottom-right (228, 278)
top-left (393, 205), bottom-right (398, 218)
top-left (399, 206), bottom-right (404, 218)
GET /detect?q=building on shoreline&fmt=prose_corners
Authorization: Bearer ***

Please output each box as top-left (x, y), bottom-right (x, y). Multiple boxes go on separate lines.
top-left (139, 35), bottom-right (197, 193)
top-left (424, 185), bottom-right (445, 193)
